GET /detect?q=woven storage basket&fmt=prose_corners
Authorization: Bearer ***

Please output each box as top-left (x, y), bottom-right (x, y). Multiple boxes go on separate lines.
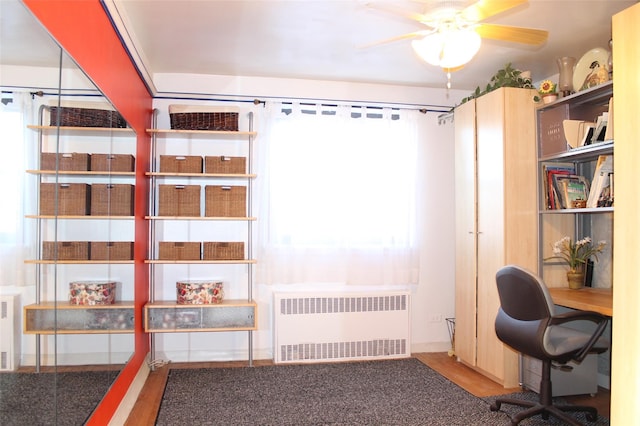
top-left (90, 241), bottom-right (134, 260)
top-left (203, 242), bottom-right (245, 260)
top-left (158, 185), bottom-right (201, 216)
top-left (40, 183), bottom-right (90, 215)
top-left (49, 106), bottom-right (127, 128)
top-left (176, 281), bottom-right (224, 304)
top-left (90, 184), bottom-right (135, 216)
top-left (204, 156), bottom-right (246, 174)
top-left (42, 241), bottom-right (89, 260)
top-left (168, 105), bottom-right (239, 131)
top-left (69, 281), bottom-right (116, 305)
top-left (41, 152), bottom-right (90, 171)
top-left (90, 154), bottom-right (135, 172)
top-left (205, 185), bottom-right (247, 217)
top-left (159, 155), bottom-right (203, 173)
top-left (158, 242), bottom-right (201, 260)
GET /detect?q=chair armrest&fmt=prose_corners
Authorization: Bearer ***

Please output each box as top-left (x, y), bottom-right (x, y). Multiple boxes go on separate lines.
top-left (550, 310), bottom-right (609, 362)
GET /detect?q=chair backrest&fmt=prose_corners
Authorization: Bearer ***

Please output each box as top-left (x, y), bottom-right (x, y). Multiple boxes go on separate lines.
top-left (496, 265), bottom-right (556, 321)
top-left (494, 265), bottom-right (556, 360)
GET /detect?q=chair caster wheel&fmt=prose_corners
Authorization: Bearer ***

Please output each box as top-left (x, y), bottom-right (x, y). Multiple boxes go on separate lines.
top-left (490, 402), bottom-right (501, 412)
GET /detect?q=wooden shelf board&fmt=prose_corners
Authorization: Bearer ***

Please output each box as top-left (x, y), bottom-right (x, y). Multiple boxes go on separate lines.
top-left (145, 216), bottom-right (256, 221)
top-left (25, 260), bottom-right (134, 264)
top-left (26, 215), bottom-right (134, 220)
top-left (27, 125), bottom-right (133, 133)
top-left (147, 128), bottom-right (256, 136)
top-left (28, 170), bottom-right (135, 176)
top-left (145, 259), bottom-right (256, 264)
top-left (25, 301), bottom-right (135, 309)
top-left (146, 172), bottom-right (256, 178)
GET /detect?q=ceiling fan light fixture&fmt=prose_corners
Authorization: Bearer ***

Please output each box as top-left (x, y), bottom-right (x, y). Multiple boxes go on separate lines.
top-left (411, 27), bottom-right (481, 69)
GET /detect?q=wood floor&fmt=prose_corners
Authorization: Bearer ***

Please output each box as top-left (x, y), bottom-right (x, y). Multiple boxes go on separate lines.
top-left (125, 353), bottom-right (610, 425)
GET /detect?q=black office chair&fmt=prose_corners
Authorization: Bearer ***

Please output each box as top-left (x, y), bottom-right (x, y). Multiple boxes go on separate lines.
top-left (490, 265), bottom-right (609, 426)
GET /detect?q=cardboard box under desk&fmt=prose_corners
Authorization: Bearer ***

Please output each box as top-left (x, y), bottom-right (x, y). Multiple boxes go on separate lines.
top-left (205, 185), bottom-right (246, 217)
top-left (40, 152), bottom-right (90, 171)
top-left (91, 154), bottom-right (135, 172)
top-left (159, 155), bottom-right (203, 173)
top-left (158, 242), bottom-right (201, 260)
top-left (40, 183), bottom-right (90, 215)
top-left (158, 184), bottom-right (201, 216)
top-left (90, 184), bottom-right (135, 216)
top-left (90, 241), bottom-right (134, 260)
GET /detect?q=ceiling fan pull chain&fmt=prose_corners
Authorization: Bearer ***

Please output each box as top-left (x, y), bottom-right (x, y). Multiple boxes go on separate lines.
top-left (447, 71), bottom-right (452, 89)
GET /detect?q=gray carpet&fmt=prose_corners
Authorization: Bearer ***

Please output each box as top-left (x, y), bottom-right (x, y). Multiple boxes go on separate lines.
top-left (0, 370), bottom-right (119, 426)
top-left (157, 357), bottom-right (583, 425)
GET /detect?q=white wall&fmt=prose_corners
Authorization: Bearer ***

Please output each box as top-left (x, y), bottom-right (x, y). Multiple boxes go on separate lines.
top-left (150, 73), bottom-right (464, 359)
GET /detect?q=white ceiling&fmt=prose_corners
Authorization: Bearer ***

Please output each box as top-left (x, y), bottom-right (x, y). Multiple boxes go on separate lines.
top-left (1, 0), bottom-right (637, 93)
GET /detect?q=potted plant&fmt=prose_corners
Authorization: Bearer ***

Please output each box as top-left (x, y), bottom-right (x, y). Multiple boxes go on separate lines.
top-left (545, 236), bottom-right (606, 289)
top-left (461, 63), bottom-right (533, 103)
top-left (536, 79), bottom-right (558, 104)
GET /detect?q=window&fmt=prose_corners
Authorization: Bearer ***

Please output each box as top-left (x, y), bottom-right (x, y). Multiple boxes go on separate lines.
top-left (256, 103), bottom-right (420, 286)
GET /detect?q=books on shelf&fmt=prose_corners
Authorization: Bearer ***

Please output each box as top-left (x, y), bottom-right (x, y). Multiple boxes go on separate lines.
top-left (586, 154), bottom-right (614, 208)
top-left (552, 173), bottom-right (590, 209)
top-left (542, 162), bottom-right (575, 210)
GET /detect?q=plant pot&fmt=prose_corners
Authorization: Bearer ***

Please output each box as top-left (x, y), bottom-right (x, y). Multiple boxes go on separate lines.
top-left (567, 270), bottom-right (585, 289)
top-left (542, 93), bottom-right (558, 104)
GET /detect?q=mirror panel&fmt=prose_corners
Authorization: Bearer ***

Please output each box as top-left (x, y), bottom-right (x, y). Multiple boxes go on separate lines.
top-left (0, 1), bottom-right (134, 423)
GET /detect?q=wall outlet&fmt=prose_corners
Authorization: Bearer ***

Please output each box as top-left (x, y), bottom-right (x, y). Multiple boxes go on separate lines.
top-left (428, 314), bottom-right (443, 323)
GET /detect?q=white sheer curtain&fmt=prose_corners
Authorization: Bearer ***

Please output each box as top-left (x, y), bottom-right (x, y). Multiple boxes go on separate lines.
top-left (255, 102), bottom-right (420, 286)
top-left (0, 92), bottom-right (36, 288)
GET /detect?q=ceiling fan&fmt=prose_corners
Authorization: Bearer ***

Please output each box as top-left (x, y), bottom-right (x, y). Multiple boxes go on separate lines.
top-left (366, 0), bottom-right (548, 83)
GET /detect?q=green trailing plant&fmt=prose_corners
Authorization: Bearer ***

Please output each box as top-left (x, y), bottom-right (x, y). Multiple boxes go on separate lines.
top-left (461, 63), bottom-right (533, 103)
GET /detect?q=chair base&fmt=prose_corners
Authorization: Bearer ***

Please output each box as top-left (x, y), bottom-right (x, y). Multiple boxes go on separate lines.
top-left (490, 396), bottom-right (599, 426)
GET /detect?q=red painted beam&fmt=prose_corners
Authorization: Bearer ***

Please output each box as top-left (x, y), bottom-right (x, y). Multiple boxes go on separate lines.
top-left (22, 1), bottom-right (152, 423)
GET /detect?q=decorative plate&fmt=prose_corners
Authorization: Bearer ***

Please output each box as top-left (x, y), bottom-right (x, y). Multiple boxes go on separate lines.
top-left (573, 47), bottom-right (610, 92)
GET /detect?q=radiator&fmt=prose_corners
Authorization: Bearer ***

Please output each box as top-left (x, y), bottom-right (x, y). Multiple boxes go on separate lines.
top-left (0, 294), bottom-right (20, 371)
top-left (274, 291), bottom-right (411, 364)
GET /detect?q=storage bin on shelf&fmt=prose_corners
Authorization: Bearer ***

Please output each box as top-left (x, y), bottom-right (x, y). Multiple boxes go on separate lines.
top-left (158, 242), bottom-right (201, 260)
top-left (40, 183), bottom-right (90, 215)
top-left (40, 152), bottom-right (90, 171)
top-left (69, 281), bottom-right (117, 305)
top-left (42, 241), bottom-right (89, 260)
top-left (158, 184), bottom-right (201, 216)
top-left (204, 156), bottom-right (246, 174)
top-left (176, 280), bottom-right (224, 304)
top-left (203, 242), bottom-right (244, 260)
top-left (159, 155), bottom-right (203, 173)
top-left (90, 184), bottom-right (135, 216)
top-left (90, 154), bottom-right (135, 172)
top-left (168, 105), bottom-right (239, 131)
top-left (90, 241), bottom-right (134, 260)
top-left (205, 185), bottom-right (246, 217)
top-left (49, 106), bottom-right (127, 128)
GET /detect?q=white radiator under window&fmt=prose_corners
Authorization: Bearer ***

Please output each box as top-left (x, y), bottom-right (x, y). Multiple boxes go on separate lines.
top-left (274, 291), bottom-right (411, 364)
top-left (0, 294), bottom-right (20, 371)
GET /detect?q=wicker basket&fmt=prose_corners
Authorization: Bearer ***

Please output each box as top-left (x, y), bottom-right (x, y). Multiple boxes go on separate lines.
top-left (69, 281), bottom-right (116, 305)
top-left (90, 154), bottom-right (135, 172)
top-left (158, 242), bottom-right (201, 260)
top-left (203, 242), bottom-right (245, 260)
top-left (40, 183), bottom-right (90, 215)
top-left (42, 241), bottom-right (89, 260)
top-left (159, 155), bottom-right (203, 173)
top-left (204, 156), bottom-right (246, 174)
top-left (158, 185), bottom-right (201, 216)
top-left (176, 281), bottom-right (224, 304)
top-left (49, 106), bottom-right (127, 128)
top-left (205, 185), bottom-right (246, 217)
top-left (90, 184), bottom-right (135, 216)
top-left (168, 105), bottom-right (239, 131)
top-left (90, 241), bottom-right (134, 260)
top-left (40, 152), bottom-right (90, 171)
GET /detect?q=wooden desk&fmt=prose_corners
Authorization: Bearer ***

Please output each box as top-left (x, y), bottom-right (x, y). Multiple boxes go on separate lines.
top-left (549, 287), bottom-right (613, 317)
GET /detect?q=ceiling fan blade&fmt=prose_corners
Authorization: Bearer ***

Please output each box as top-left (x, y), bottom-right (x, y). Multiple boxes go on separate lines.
top-left (461, 0), bottom-right (528, 22)
top-left (475, 23), bottom-right (548, 45)
top-left (359, 30), bottom-right (432, 49)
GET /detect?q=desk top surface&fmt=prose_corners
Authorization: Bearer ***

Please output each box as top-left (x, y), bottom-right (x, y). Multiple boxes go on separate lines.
top-left (549, 287), bottom-right (613, 317)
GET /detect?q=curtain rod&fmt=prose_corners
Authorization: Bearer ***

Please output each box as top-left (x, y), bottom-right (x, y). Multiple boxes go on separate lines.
top-left (154, 93), bottom-right (453, 114)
